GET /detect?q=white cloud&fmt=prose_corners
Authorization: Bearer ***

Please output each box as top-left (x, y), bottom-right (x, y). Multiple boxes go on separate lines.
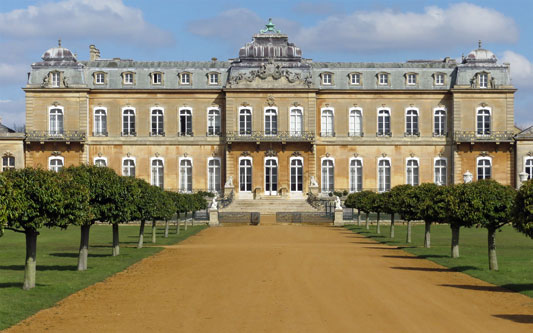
top-left (502, 51), bottom-right (533, 88)
top-left (0, 98), bottom-right (25, 126)
top-left (0, 63), bottom-right (28, 85)
top-left (0, 0), bottom-right (174, 47)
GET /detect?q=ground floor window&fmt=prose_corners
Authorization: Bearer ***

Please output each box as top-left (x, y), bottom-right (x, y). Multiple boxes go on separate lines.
top-left (321, 159), bottom-right (334, 192)
top-left (239, 158), bottom-right (252, 192)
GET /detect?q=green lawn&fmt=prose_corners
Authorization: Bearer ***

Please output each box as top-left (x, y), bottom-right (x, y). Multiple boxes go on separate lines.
top-left (345, 222), bottom-right (533, 297)
top-left (0, 223), bottom-right (206, 330)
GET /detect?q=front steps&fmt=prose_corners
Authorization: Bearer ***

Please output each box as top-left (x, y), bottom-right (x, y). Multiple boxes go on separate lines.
top-left (220, 197), bottom-right (318, 214)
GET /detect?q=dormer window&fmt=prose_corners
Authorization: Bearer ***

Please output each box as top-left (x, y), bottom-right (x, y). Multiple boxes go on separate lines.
top-left (378, 73), bottom-right (389, 86)
top-left (95, 72), bottom-right (105, 85)
top-left (151, 72), bottom-right (163, 85)
top-left (51, 72), bottom-right (60, 87)
top-left (349, 73), bottom-right (361, 85)
top-left (180, 72), bottom-right (191, 85)
top-left (434, 73), bottom-right (445, 86)
top-left (122, 72), bottom-right (134, 85)
top-left (406, 73), bottom-right (417, 85)
top-left (321, 73), bottom-right (333, 85)
top-left (479, 73), bottom-right (488, 88)
top-left (208, 72), bottom-right (219, 85)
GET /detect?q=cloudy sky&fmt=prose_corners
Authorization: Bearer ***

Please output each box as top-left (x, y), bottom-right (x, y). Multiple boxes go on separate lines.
top-left (0, 0), bottom-right (531, 128)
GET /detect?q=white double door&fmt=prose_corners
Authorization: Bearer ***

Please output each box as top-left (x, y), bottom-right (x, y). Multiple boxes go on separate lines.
top-left (264, 158), bottom-right (278, 196)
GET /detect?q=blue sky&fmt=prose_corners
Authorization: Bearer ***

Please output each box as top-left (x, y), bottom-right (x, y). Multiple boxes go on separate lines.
top-left (0, 0), bottom-right (532, 127)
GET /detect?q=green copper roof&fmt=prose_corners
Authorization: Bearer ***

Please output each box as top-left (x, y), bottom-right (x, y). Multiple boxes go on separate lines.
top-left (260, 18), bottom-right (281, 34)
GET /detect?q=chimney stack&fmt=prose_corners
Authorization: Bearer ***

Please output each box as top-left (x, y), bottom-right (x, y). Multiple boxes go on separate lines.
top-left (89, 45), bottom-right (101, 61)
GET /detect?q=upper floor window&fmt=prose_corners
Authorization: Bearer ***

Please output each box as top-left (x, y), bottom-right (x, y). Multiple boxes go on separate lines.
top-left (49, 156), bottom-right (64, 172)
top-left (378, 73), bottom-right (389, 86)
top-left (378, 159), bottom-right (391, 192)
top-left (405, 109), bottom-right (419, 136)
top-left (290, 107), bottom-right (303, 136)
top-left (525, 158), bottom-right (533, 180)
top-left (349, 158), bottom-right (363, 193)
top-left (479, 73), bottom-right (488, 88)
top-left (208, 73), bottom-right (219, 85)
top-left (151, 108), bottom-right (164, 136)
top-left (94, 108), bottom-right (107, 136)
top-left (122, 108), bottom-right (136, 136)
top-left (151, 158), bottom-right (164, 188)
top-left (179, 158), bottom-right (193, 193)
top-left (321, 158), bottom-right (334, 193)
top-left (2, 155), bottom-right (14, 171)
top-left (122, 72), bottom-right (134, 85)
top-left (94, 72), bottom-right (105, 85)
top-left (180, 72), bottom-right (191, 85)
top-left (207, 108), bottom-right (221, 136)
top-left (477, 108), bottom-right (491, 135)
top-left (208, 158), bottom-right (221, 193)
top-left (477, 157), bottom-right (492, 180)
top-left (406, 159), bottom-right (419, 186)
top-left (321, 108), bottom-right (334, 137)
top-left (349, 73), bottom-right (361, 85)
top-left (321, 73), bottom-right (333, 85)
top-left (434, 73), bottom-right (445, 86)
top-left (434, 109), bottom-right (446, 136)
top-left (239, 108), bottom-right (252, 136)
top-left (434, 158), bottom-right (447, 185)
top-left (151, 72), bottom-right (163, 85)
top-left (406, 73), bottom-right (417, 85)
top-left (349, 108), bottom-right (362, 136)
top-left (264, 108), bottom-right (278, 136)
top-left (94, 158), bottom-right (107, 167)
top-left (51, 72), bottom-right (60, 88)
top-left (377, 109), bottom-right (391, 136)
top-left (123, 158), bottom-right (136, 177)
top-left (179, 108), bottom-right (193, 136)
top-left (49, 107), bottom-right (64, 135)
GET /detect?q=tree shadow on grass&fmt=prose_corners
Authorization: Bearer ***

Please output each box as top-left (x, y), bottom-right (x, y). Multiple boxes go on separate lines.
top-left (0, 282), bottom-right (47, 288)
top-left (501, 284), bottom-right (533, 293)
top-left (391, 266), bottom-right (479, 273)
top-left (493, 314), bottom-right (533, 324)
top-left (49, 252), bottom-right (111, 258)
top-left (0, 265), bottom-right (78, 271)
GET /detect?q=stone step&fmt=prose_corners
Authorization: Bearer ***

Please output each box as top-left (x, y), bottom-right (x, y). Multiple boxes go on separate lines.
top-left (221, 198), bottom-right (318, 213)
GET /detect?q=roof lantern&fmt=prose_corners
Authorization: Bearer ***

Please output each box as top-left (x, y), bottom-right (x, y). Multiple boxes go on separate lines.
top-left (41, 39), bottom-right (77, 62)
top-left (463, 40), bottom-right (497, 64)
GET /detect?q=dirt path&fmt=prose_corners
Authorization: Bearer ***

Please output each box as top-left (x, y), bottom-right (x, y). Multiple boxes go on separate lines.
top-left (7, 225), bottom-right (533, 332)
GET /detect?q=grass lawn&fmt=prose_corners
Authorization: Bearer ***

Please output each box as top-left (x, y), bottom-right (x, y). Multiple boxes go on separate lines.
top-left (0, 223), bottom-right (206, 330)
top-left (345, 223), bottom-right (533, 298)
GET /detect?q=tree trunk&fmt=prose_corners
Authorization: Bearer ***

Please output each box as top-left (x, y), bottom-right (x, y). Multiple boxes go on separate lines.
top-left (77, 224), bottom-right (91, 271)
top-left (112, 223), bottom-right (120, 256)
top-left (175, 213), bottom-right (180, 234)
top-left (488, 228), bottom-right (499, 271)
top-left (365, 214), bottom-right (369, 230)
top-left (376, 212), bottom-right (381, 234)
top-left (357, 209), bottom-right (361, 226)
top-left (137, 220), bottom-right (145, 249)
top-left (451, 226), bottom-right (460, 258)
top-left (151, 220), bottom-right (157, 244)
top-left (184, 217), bottom-right (188, 231)
top-left (191, 213), bottom-right (195, 227)
top-left (424, 221), bottom-right (431, 248)
top-left (23, 230), bottom-right (38, 290)
top-left (406, 221), bottom-right (412, 243)
top-left (390, 214), bottom-right (395, 238)
top-left (164, 220), bottom-right (169, 238)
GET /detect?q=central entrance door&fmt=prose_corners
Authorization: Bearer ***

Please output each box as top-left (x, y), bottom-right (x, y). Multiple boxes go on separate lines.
top-left (265, 158), bottom-right (278, 195)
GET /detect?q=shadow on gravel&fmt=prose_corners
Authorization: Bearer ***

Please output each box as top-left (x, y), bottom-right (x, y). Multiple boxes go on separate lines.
top-left (493, 314), bottom-right (533, 323)
top-left (0, 265), bottom-right (78, 271)
top-left (50, 252), bottom-right (111, 258)
top-left (391, 266), bottom-right (478, 273)
top-left (440, 284), bottom-right (511, 292)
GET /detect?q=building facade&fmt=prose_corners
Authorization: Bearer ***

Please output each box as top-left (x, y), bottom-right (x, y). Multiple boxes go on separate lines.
top-left (21, 21), bottom-right (525, 198)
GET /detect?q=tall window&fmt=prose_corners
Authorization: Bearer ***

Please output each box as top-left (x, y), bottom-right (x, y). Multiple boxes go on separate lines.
top-left (123, 159), bottom-right (135, 177)
top-left (179, 159), bottom-right (192, 192)
top-left (477, 109), bottom-right (491, 135)
top-left (207, 108), bottom-right (221, 136)
top-left (406, 159), bottom-right (419, 186)
top-left (378, 159), bottom-right (391, 192)
top-left (239, 158), bottom-right (252, 192)
top-left (49, 107), bottom-right (64, 135)
top-left (179, 109), bottom-right (192, 136)
top-left (94, 109), bottom-right (107, 136)
top-left (349, 109), bottom-right (362, 136)
top-left (239, 108), bottom-right (252, 135)
top-left (321, 109), bottom-right (334, 137)
top-left (264, 108), bottom-right (277, 136)
top-left (290, 158), bottom-right (303, 192)
top-left (51, 72), bottom-right (60, 87)
top-left (122, 109), bottom-right (135, 136)
top-left (405, 109), bottom-right (419, 135)
top-left (434, 109), bottom-right (446, 136)
top-left (377, 109), bottom-right (390, 136)
top-left (525, 158), bottom-right (533, 180)
top-left (151, 109), bottom-right (164, 136)
top-left (2, 156), bottom-right (14, 171)
top-left (477, 158), bottom-right (492, 180)
top-left (321, 159), bottom-right (334, 192)
top-left (434, 158), bottom-right (447, 185)
top-left (94, 158), bottom-right (107, 167)
top-left (208, 158), bottom-right (221, 192)
top-left (378, 73), bottom-right (389, 85)
top-left (49, 157), bottom-right (64, 172)
top-left (479, 73), bottom-right (488, 88)
top-left (349, 159), bottom-right (363, 193)
top-left (290, 108), bottom-right (303, 136)
top-left (151, 159), bottom-right (164, 188)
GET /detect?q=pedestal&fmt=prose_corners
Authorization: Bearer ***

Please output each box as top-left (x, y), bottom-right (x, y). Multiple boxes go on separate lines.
top-left (224, 185), bottom-right (234, 197)
top-left (309, 185), bottom-right (319, 196)
top-left (334, 208), bottom-right (344, 227)
top-left (209, 208), bottom-right (219, 227)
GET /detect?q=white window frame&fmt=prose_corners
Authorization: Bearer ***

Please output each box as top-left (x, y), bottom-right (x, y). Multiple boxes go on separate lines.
top-left (377, 107), bottom-right (391, 136)
top-left (289, 156), bottom-right (304, 193)
top-left (207, 107), bottom-right (221, 136)
top-left (321, 157), bottom-right (335, 193)
top-left (51, 72), bottom-right (60, 87)
top-left (150, 107), bottom-right (165, 136)
top-left (377, 157), bottom-right (391, 193)
top-left (405, 157), bottom-right (420, 186)
top-left (320, 107), bottom-right (335, 137)
top-left (349, 157), bottom-right (363, 193)
top-left (405, 107), bottom-right (419, 135)
top-left (349, 73), bottom-right (361, 85)
top-left (434, 157), bottom-right (447, 185)
top-left (178, 107), bottom-right (193, 136)
top-left (479, 73), bottom-right (488, 88)
top-left (122, 157), bottom-right (136, 177)
top-left (93, 107), bottom-right (107, 136)
top-left (150, 157), bottom-right (165, 188)
top-left (322, 73), bottom-right (332, 85)
top-left (48, 156), bottom-right (64, 172)
top-left (238, 106), bottom-right (253, 136)
top-left (407, 73), bottom-right (417, 85)
top-left (264, 106), bottom-right (278, 136)
top-left (152, 72), bottom-right (162, 85)
top-left (95, 72), bottom-right (105, 85)
top-left (93, 157), bottom-right (108, 167)
top-left (207, 157), bottom-right (221, 193)
top-left (348, 107), bottom-right (363, 136)
top-left (476, 106), bottom-right (492, 136)
top-left (179, 157), bottom-right (193, 193)
top-left (238, 156), bottom-right (253, 193)
top-left (434, 73), bottom-right (445, 86)
top-left (208, 73), bottom-right (219, 85)
top-left (524, 157), bottom-right (533, 180)
top-left (433, 107), bottom-right (446, 136)
top-left (264, 156), bottom-right (279, 195)
top-left (48, 105), bottom-right (64, 135)
top-left (378, 73), bottom-right (389, 86)
top-left (476, 156), bottom-right (492, 180)
top-left (289, 106), bottom-right (303, 136)
top-left (123, 72), bottom-right (134, 85)
top-left (180, 72), bottom-right (191, 85)
top-left (121, 107), bottom-right (136, 136)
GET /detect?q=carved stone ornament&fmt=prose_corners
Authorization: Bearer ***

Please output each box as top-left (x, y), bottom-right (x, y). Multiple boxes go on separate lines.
top-left (241, 102), bottom-right (250, 107)
top-left (182, 152), bottom-right (187, 158)
top-left (293, 101), bottom-right (301, 107)
top-left (480, 102), bottom-right (488, 107)
top-left (51, 151), bottom-right (62, 156)
top-left (353, 152), bottom-right (359, 158)
top-left (381, 104), bottom-right (387, 108)
top-left (97, 152), bottom-right (102, 157)
top-left (438, 149), bottom-right (445, 157)
top-left (409, 152), bottom-right (415, 158)
top-left (265, 149), bottom-right (277, 157)
top-left (325, 152), bottom-right (330, 158)
top-left (228, 62), bottom-right (313, 87)
top-left (325, 103), bottom-right (330, 108)
top-left (479, 151), bottom-right (489, 157)
top-left (52, 101), bottom-right (60, 107)
top-left (241, 151), bottom-right (250, 157)
top-left (528, 151), bottom-right (533, 157)
top-left (381, 153), bottom-right (387, 157)
top-left (266, 95), bottom-right (276, 106)
top-left (126, 152), bottom-right (131, 157)
top-left (353, 104), bottom-right (358, 108)
top-left (211, 103), bottom-right (219, 108)
top-left (292, 151), bottom-right (302, 157)
top-left (2, 151), bottom-right (13, 157)
top-left (155, 152), bottom-right (160, 157)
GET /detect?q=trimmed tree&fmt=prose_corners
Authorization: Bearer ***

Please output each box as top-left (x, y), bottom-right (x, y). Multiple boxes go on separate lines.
top-left (0, 173), bottom-right (17, 238)
top-left (445, 183), bottom-right (478, 258)
top-left (345, 191), bottom-right (374, 229)
top-left (514, 179), bottom-right (533, 239)
top-left (391, 185), bottom-right (419, 243)
top-left (136, 180), bottom-right (162, 248)
top-left (414, 183), bottom-right (448, 248)
top-left (160, 191), bottom-right (177, 238)
top-left (370, 192), bottom-right (385, 234)
top-left (381, 191), bottom-right (399, 238)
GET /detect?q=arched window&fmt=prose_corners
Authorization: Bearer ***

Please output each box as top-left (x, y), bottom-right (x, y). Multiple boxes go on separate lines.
top-left (405, 109), bottom-right (419, 135)
top-left (477, 109), bottom-right (491, 135)
top-left (94, 158), bottom-right (107, 167)
top-left (349, 108), bottom-right (362, 136)
top-left (151, 108), bottom-right (164, 136)
top-left (434, 109), bottom-right (446, 136)
top-left (94, 108), bottom-right (107, 136)
top-left (377, 109), bottom-right (390, 136)
top-left (349, 158), bottom-right (363, 192)
top-left (477, 157), bottom-right (492, 180)
top-left (378, 159), bottom-right (391, 192)
top-left (207, 108), bottom-right (221, 136)
top-left (179, 158), bottom-right (192, 192)
top-left (434, 158), bottom-right (447, 185)
top-left (239, 158), bottom-right (252, 192)
top-left (290, 158), bottom-right (303, 192)
top-left (264, 108), bottom-right (278, 136)
top-left (321, 109), bottom-right (334, 137)
top-left (122, 108), bottom-right (135, 136)
top-left (123, 158), bottom-right (135, 177)
top-left (49, 107), bottom-right (64, 135)
top-left (151, 158), bottom-right (164, 188)
top-left (208, 158), bottom-right (221, 192)
top-left (49, 156), bottom-right (64, 172)
top-left (179, 108), bottom-right (193, 136)
top-left (406, 159), bottom-right (419, 186)
top-left (2, 156), bottom-right (15, 171)
top-left (290, 108), bottom-right (303, 136)
top-left (239, 108), bottom-right (252, 135)
top-left (321, 158), bottom-right (334, 192)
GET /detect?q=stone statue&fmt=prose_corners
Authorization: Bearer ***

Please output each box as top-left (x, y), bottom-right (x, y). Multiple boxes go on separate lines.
top-left (211, 196), bottom-right (218, 210)
top-left (41, 74), bottom-right (49, 87)
top-left (225, 176), bottom-right (234, 187)
top-left (310, 176), bottom-right (318, 187)
top-left (335, 196), bottom-right (342, 209)
top-left (63, 76), bottom-right (69, 87)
